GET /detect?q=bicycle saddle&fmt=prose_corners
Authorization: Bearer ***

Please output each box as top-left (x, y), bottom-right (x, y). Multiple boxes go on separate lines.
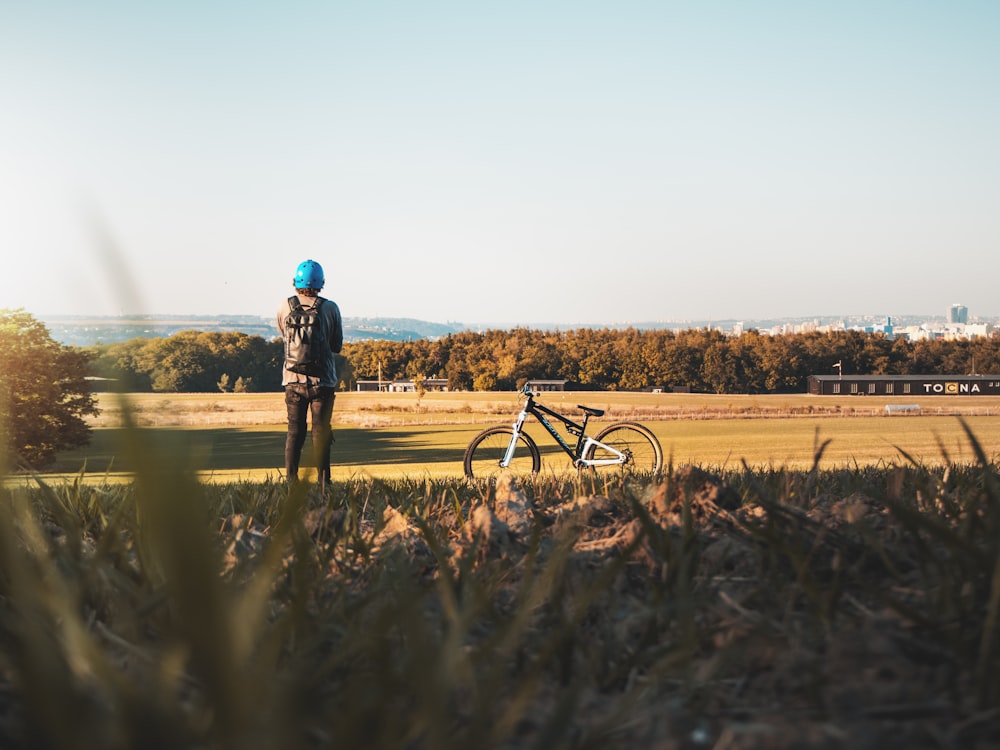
top-left (579, 405), bottom-right (604, 417)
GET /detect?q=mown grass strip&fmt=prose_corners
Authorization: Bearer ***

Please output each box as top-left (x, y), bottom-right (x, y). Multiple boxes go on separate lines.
top-left (21, 413), bottom-right (1000, 485)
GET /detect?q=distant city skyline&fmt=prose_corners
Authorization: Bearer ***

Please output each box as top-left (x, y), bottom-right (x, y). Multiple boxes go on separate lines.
top-left (35, 305), bottom-right (998, 328)
top-left (38, 307), bottom-right (999, 349)
top-left (28, 301), bottom-right (999, 328)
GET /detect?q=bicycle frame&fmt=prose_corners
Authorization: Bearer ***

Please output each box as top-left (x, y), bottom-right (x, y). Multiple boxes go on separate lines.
top-left (501, 389), bottom-right (628, 469)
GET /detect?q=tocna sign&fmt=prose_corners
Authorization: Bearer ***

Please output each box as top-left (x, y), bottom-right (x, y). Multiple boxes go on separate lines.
top-left (923, 381), bottom-right (982, 394)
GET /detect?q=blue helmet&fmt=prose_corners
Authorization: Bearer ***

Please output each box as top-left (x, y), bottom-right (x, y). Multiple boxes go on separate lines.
top-left (293, 259), bottom-right (325, 290)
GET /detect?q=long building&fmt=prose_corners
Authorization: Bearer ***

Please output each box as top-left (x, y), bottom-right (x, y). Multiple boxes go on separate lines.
top-left (808, 374), bottom-right (1000, 396)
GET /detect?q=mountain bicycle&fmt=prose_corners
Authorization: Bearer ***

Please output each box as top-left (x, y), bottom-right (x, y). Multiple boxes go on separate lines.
top-left (463, 385), bottom-right (663, 479)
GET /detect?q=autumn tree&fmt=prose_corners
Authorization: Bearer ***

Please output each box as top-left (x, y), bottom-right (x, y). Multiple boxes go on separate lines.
top-left (0, 309), bottom-right (99, 468)
top-left (444, 342), bottom-right (474, 391)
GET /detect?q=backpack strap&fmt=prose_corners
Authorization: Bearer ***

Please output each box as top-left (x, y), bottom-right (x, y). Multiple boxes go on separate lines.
top-left (289, 296), bottom-right (323, 311)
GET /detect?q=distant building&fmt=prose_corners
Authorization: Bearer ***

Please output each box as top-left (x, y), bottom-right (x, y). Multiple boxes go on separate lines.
top-left (355, 380), bottom-right (388, 392)
top-left (388, 378), bottom-right (449, 392)
top-left (808, 374), bottom-right (1000, 396)
top-left (526, 379), bottom-right (568, 392)
top-left (861, 317), bottom-right (894, 337)
top-left (354, 378), bottom-right (449, 392)
top-left (948, 304), bottom-right (969, 324)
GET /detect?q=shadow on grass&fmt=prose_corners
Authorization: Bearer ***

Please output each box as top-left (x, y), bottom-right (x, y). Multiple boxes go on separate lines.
top-left (48, 427), bottom-right (286, 474)
top-left (340, 427), bottom-right (570, 465)
top-left (43, 424), bottom-right (568, 475)
top-left (47, 424), bottom-right (575, 476)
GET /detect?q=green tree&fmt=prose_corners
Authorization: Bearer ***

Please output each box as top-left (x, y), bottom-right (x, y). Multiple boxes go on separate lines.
top-left (0, 309), bottom-right (100, 468)
top-left (89, 331), bottom-right (282, 393)
top-left (86, 338), bottom-right (154, 391)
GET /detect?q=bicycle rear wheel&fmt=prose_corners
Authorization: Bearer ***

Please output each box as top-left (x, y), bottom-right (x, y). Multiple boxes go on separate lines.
top-left (585, 422), bottom-right (663, 476)
top-left (464, 427), bottom-right (541, 480)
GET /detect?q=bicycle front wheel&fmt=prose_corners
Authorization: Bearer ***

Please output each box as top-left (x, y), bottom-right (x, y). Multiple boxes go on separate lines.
top-left (586, 422), bottom-right (663, 477)
top-left (464, 427), bottom-right (541, 480)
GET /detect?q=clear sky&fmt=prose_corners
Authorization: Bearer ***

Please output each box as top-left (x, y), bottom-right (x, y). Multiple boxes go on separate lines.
top-left (2, 1), bottom-right (998, 325)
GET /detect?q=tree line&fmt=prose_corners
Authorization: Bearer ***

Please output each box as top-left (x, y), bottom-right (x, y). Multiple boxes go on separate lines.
top-left (86, 326), bottom-right (1000, 395)
top-left (87, 330), bottom-right (285, 393)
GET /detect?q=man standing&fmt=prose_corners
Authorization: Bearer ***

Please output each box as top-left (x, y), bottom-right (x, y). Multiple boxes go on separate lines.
top-left (277, 259), bottom-right (343, 491)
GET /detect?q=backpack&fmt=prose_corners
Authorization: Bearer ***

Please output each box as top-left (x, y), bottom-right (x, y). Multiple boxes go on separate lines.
top-left (283, 296), bottom-right (325, 375)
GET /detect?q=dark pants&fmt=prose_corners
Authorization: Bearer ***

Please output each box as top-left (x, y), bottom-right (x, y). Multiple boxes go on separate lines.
top-left (284, 384), bottom-right (336, 488)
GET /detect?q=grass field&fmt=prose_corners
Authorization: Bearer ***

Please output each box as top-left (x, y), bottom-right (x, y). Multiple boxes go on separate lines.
top-left (7, 392), bottom-right (1000, 746)
top-left (29, 390), bottom-right (1000, 483)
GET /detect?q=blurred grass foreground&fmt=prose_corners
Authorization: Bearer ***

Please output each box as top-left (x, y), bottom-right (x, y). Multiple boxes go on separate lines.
top-left (3, 407), bottom-right (1000, 748)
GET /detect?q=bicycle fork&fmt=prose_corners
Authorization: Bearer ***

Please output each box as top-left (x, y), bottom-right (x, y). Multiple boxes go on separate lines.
top-left (500, 404), bottom-right (530, 468)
